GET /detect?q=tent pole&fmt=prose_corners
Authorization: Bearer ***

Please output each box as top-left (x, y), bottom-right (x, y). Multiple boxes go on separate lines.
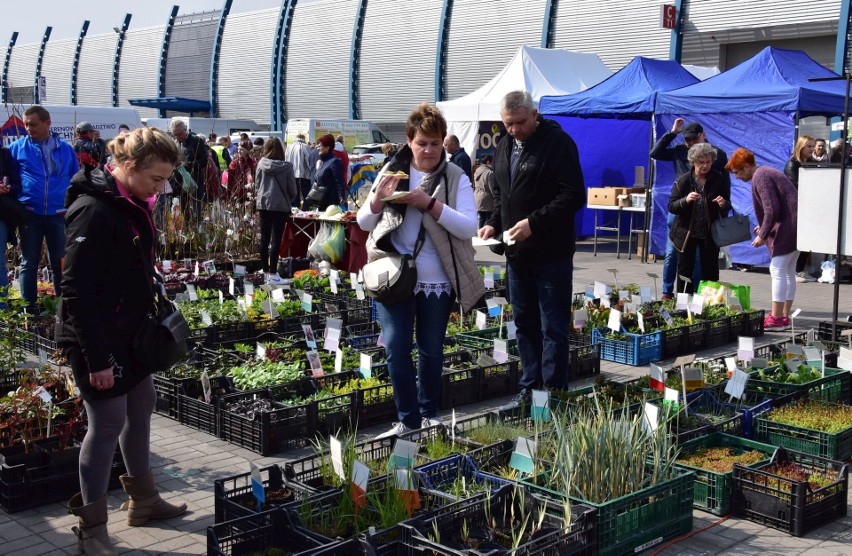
top-left (832, 76), bottom-right (850, 338)
top-left (644, 116), bottom-right (657, 264)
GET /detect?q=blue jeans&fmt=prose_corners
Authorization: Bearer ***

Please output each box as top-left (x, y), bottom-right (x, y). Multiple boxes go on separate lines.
top-left (508, 258), bottom-right (573, 390)
top-left (664, 213), bottom-right (703, 295)
top-left (375, 290), bottom-right (453, 429)
top-left (0, 220), bottom-right (8, 289)
top-left (19, 213), bottom-right (65, 306)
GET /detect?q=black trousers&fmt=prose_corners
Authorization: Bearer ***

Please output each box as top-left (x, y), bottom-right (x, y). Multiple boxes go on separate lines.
top-left (259, 210), bottom-right (288, 273)
top-left (677, 236), bottom-right (719, 295)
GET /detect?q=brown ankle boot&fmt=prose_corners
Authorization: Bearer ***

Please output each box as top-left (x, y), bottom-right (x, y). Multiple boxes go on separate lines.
top-left (68, 493), bottom-right (117, 555)
top-left (119, 469), bottom-right (187, 526)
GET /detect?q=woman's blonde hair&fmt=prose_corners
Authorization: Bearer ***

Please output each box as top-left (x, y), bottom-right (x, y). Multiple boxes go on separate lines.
top-left (109, 127), bottom-right (180, 169)
top-left (405, 103), bottom-right (447, 141)
top-left (793, 135), bottom-right (815, 164)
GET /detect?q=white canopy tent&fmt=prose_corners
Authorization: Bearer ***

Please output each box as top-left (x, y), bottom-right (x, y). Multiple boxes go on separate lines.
top-left (438, 45), bottom-right (613, 160)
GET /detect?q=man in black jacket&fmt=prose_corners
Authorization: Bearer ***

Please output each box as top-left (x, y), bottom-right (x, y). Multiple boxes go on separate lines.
top-left (479, 91), bottom-right (586, 408)
top-left (443, 134), bottom-right (472, 181)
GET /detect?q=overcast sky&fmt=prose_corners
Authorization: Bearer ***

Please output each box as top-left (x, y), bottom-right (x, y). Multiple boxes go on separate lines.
top-left (0, 0), bottom-right (285, 45)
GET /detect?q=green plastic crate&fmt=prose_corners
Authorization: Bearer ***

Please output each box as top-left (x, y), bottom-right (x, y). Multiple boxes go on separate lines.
top-left (754, 405), bottom-right (852, 461)
top-left (521, 468), bottom-right (694, 556)
top-left (673, 432), bottom-right (776, 515)
top-left (746, 367), bottom-right (851, 404)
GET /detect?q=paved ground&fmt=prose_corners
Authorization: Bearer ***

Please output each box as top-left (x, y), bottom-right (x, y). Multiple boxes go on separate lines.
top-left (2, 238), bottom-right (850, 555)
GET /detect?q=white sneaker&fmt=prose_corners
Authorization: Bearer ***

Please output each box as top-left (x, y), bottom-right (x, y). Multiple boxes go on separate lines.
top-left (796, 272), bottom-right (816, 283)
top-left (375, 422), bottom-right (410, 440)
top-left (421, 417), bottom-right (443, 429)
top-left (265, 273), bottom-right (286, 285)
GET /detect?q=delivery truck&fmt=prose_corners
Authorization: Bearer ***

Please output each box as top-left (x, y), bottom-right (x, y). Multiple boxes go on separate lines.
top-left (284, 119), bottom-right (390, 151)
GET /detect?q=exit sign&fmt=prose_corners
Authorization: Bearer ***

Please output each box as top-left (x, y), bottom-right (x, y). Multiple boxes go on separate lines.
top-left (661, 4), bottom-right (677, 30)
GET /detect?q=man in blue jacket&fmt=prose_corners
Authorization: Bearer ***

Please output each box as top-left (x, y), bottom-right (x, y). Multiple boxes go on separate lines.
top-left (9, 106), bottom-right (78, 307)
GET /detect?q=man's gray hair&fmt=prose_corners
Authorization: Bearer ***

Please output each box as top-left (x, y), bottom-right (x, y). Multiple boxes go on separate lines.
top-left (501, 91), bottom-right (535, 113)
top-left (687, 142), bottom-right (717, 165)
top-left (169, 119), bottom-right (187, 133)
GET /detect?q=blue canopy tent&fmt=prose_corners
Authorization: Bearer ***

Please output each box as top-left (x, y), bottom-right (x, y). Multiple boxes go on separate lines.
top-left (653, 47), bottom-right (848, 265)
top-left (539, 57), bottom-right (699, 240)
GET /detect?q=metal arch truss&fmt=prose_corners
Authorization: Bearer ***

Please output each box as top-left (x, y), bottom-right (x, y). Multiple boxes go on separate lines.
top-left (112, 14), bottom-right (132, 108)
top-left (33, 27), bottom-right (52, 104)
top-left (209, 0), bottom-right (234, 118)
top-left (1, 32), bottom-right (18, 104)
top-left (348, 0), bottom-right (368, 120)
top-left (70, 21), bottom-right (89, 106)
top-left (271, 0), bottom-right (297, 131)
top-left (157, 6), bottom-right (180, 118)
top-left (541, 0), bottom-right (558, 49)
top-left (434, 0), bottom-right (454, 102)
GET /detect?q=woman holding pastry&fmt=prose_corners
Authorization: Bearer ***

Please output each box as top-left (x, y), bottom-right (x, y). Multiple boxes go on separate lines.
top-left (357, 103), bottom-right (484, 439)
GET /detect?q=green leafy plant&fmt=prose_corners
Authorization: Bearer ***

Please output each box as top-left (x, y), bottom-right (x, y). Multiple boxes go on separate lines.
top-left (764, 400), bottom-right (852, 433)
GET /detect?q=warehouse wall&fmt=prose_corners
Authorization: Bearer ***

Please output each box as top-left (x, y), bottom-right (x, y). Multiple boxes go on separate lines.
top-left (118, 26), bottom-right (162, 118)
top-left (5, 43), bottom-right (39, 104)
top-left (76, 34), bottom-right (115, 107)
top-left (40, 37), bottom-right (76, 105)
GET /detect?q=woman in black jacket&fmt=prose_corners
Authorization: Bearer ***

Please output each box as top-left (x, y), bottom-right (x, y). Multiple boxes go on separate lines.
top-left (305, 133), bottom-right (345, 210)
top-left (668, 142), bottom-right (731, 295)
top-left (58, 128), bottom-right (186, 554)
top-left (783, 135), bottom-right (816, 281)
top-left (0, 146), bottom-right (22, 294)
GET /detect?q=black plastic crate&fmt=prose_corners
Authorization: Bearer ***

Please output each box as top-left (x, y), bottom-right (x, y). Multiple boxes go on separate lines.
top-left (345, 321), bottom-right (382, 350)
top-left (309, 371), bottom-right (375, 434)
top-left (670, 390), bottom-right (744, 445)
top-left (661, 325), bottom-right (688, 359)
top-left (745, 309), bottom-right (766, 337)
top-left (818, 320), bottom-right (852, 343)
top-left (440, 352), bottom-right (482, 410)
top-left (402, 484), bottom-right (597, 556)
top-left (354, 380), bottom-right (396, 428)
top-left (218, 389), bottom-right (315, 456)
top-left (728, 312), bottom-right (749, 340)
top-left (706, 316), bottom-right (732, 349)
top-left (683, 320), bottom-right (708, 353)
top-left (177, 376), bottom-right (235, 436)
top-left (214, 464), bottom-right (315, 523)
top-left (569, 342), bottom-right (601, 381)
top-left (732, 448), bottom-right (850, 536)
top-left (207, 507), bottom-right (321, 556)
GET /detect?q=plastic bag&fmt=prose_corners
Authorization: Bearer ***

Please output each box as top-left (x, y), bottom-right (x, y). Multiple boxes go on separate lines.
top-left (308, 222), bottom-right (331, 261)
top-left (321, 223), bottom-right (346, 264)
top-left (697, 280), bottom-right (750, 310)
top-left (176, 165), bottom-right (198, 194)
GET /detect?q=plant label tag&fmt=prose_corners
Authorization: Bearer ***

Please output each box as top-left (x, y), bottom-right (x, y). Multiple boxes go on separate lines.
top-left (600, 296), bottom-right (611, 309)
top-left (633, 294), bottom-right (644, 306)
top-left (725, 357), bottom-right (738, 375)
top-left (326, 317), bottom-right (343, 332)
top-left (301, 325), bottom-right (317, 349)
top-left (161, 260), bottom-right (172, 272)
top-left (271, 288), bottom-right (286, 302)
top-left (350, 273), bottom-right (358, 289)
top-left (493, 339), bottom-right (509, 363)
top-left (593, 281), bottom-right (609, 299)
top-left (727, 295), bottom-right (743, 311)
top-left (790, 308), bottom-right (802, 319)
top-left (200, 310), bottom-right (213, 326)
top-left (638, 312), bottom-right (645, 333)
top-left (484, 272), bottom-right (495, 289)
top-left (261, 300), bottom-right (277, 318)
top-left (724, 369), bottom-right (749, 399)
top-left (201, 371), bottom-right (212, 403)
top-left (649, 363), bottom-right (665, 392)
top-left (676, 293), bottom-right (690, 311)
top-left (307, 350), bottom-right (323, 376)
top-left (256, 342), bottom-right (267, 361)
top-left (237, 299), bottom-right (248, 316)
top-left (625, 302), bottom-right (638, 314)
top-left (507, 320), bottom-right (517, 340)
top-left (660, 308), bottom-right (674, 327)
top-left (664, 387), bottom-right (679, 404)
top-left (643, 402), bottom-right (660, 433)
top-left (395, 469), bottom-right (421, 512)
top-left (194, 261), bottom-right (200, 277)
top-left (737, 349), bottom-right (754, 363)
top-left (249, 462), bottom-right (265, 512)
top-left (785, 359), bottom-right (803, 375)
top-left (34, 386), bottom-right (52, 403)
top-left (584, 285), bottom-right (596, 300)
top-left (573, 308), bottom-right (588, 330)
top-left (688, 294), bottom-right (704, 315)
top-left (450, 409), bottom-right (457, 443)
top-left (301, 292), bottom-right (313, 313)
top-left (377, 332), bottom-right (385, 348)
top-left (359, 353), bottom-right (372, 379)
top-left (228, 278), bottom-right (236, 296)
top-left (803, 347), bottom-right (821, 365)
top-left (334, 348), bottom-right (343, 373)
top-left (672, 355), bottom-right (696, 369)
top-left (244, 293), bottom-right (254, 307)
top-left (837, 347), bottom-right (852, 371)
top-left (186, 284), bottom-right (198, 301)
top-left (739, 337), bottom-right (755, 352)
top-left (330, 435), bottom-right (346, 481)
top-left (475, 311), bottom-right (487, 330)
top-left (607, 308), bottom-right (622, 333)
top-left (619, 289), bottom-right (630, 300)
top-left (531, 389), bottom-right (551, 423)
top-left (330, 269), bottom-right (340, 283)
top-left (218, 290), bottom-right (224, 305)
top-left (786, 344), bottom-right (804, 356)
top-left (38, 349), bottom-right (48, 366)
top-left (355, 286), bottom-right (365, 301)
top-left (325, 328), bottom-right (341, 353)
top-left (486, 299), bottom-right (502, 317)
top-left (388, 439), bottom-right (418, 470)
top-left (351, 460), bottom-right (369, 509)
top-left (330, 279), bottom-right (338, 294)
top-left (233, 264), bottom-right (246, 277)
top-left (357, 269), bottom-right (364, 284)
top-left (476, 353), bottom-right (499, 367)
top-left (751, 358), bottom-right (769, 369)
top-left (203, 260), bottom-right (216, 274)
top-left (509, 437), bottom-right (536, 475)
top-left (641, 286), bottom-right (652, 301)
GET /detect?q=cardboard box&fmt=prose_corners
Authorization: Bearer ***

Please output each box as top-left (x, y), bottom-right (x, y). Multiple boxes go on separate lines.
top-left (588, 187), bottom-right (618, 206)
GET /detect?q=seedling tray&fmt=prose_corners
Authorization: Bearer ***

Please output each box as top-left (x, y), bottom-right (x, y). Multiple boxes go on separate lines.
top-left (177, 375), bottom-right (235, 436)
top-left (754, 402), bottom-right (852, 461)
top-left (207, 507), bottom-right (321, 555)
top-left (746, 366), bottom-right (850, 404)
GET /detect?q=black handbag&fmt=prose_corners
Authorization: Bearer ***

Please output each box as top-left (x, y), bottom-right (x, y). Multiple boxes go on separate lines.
top-left (711, 207), bottom-right (752, 247)
top-left (305, 180), bottom-right (328, 205)
top-left (131, 238), bottom-right (190, 374)
top-left (0, 194), bottom-right (31, 227)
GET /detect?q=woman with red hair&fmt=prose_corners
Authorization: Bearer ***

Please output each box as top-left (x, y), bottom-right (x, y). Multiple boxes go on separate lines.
top-left (726, 147), bottom-right (799, 331)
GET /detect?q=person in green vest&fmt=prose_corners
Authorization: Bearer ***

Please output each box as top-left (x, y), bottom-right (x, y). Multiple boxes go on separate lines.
top-left (210, 136), bottom-right (232, 171)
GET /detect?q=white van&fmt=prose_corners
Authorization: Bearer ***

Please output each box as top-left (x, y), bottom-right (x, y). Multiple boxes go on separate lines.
top-left (0, 104), bottom-right (143, 145)
top-left (284, 119), bottom-right (390, 151)
top-left (144, 117), bottom-right (260, 139)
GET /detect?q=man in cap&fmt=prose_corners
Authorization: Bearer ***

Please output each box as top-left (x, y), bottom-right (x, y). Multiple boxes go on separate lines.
top-left (650, 118), bottom-right (729, 299)
top-left (72, 122), bottom-right (105, 170)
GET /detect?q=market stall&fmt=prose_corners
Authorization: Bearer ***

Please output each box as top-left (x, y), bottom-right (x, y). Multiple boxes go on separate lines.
top-left (278, 212), bottom-right (368, 274)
